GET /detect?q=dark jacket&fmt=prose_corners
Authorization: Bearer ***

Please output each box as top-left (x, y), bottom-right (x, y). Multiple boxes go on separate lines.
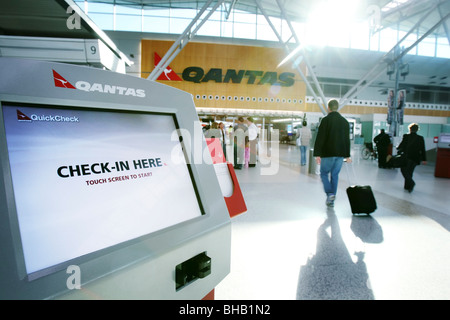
top-left (374, 132), bottom-right (390, 148)
top-left (313, 111), bottom-right (350, 158)
top-left (398, 132), bottom-right (426, 164)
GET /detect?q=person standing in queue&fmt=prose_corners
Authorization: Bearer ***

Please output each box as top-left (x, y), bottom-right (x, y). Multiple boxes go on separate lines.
top-left (218, 122), bottom-right (227, 159)
top-left (246, 117), bottom-right (258, 167)
top-left (397, 123), bottom-right (427, 193)
top-left (233, 117), bottom-right (248, 170)
top-left (297, 120), bottom-right (312, 166)
top-left (314, 99), bottom-right (352, 207)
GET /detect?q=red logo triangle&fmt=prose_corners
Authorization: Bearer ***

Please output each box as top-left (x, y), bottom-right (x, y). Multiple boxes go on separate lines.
top-left (17, 110), bottom-right (32, 121)
top-left (53, 70), bottom-right (76, 89)
top-left (154, 53), bottom-right (182, 81)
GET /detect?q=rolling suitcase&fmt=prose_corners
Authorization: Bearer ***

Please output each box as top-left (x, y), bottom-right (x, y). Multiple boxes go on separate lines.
top-left (345, 163), bottom-right (377, 214)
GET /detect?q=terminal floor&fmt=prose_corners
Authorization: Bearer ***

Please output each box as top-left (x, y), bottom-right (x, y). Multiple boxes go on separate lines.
top-left (215, 144), bottom-right (450, 300)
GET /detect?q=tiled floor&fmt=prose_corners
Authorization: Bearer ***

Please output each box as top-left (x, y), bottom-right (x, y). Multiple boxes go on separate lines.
top-left (215, 143), bottom-right (450, 300)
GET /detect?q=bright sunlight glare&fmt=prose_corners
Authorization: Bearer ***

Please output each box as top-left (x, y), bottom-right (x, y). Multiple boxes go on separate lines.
top-left (303, 0), bottom-right (360, 47)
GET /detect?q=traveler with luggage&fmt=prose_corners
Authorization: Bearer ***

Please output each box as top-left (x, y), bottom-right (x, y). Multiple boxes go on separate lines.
top-left (314, 99), bottom-right (352, 207)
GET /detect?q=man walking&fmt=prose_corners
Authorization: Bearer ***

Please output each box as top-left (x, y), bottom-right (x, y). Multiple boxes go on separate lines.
top-left (398, 123), bottom-right (427, 192)
top-left (314, 99), bottom-right (352, 207)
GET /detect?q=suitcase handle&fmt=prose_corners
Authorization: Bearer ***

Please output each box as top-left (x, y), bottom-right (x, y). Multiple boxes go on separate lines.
top-left (344, 160), bottom-right (358, 186)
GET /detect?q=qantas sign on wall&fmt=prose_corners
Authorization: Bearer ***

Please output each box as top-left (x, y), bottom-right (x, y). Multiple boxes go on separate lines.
top-left (154, 52), bottom-right (295, 87)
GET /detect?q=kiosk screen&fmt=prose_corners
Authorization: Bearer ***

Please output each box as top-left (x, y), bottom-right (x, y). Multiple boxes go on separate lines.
top-left (2, 104), bottom-right (203, 278)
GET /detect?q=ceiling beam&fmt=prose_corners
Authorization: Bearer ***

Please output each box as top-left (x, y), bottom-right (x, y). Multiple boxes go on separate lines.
top-left (437, 3), bottom-right (450, 46)
top-left (339, 1), bottom-right (444, 110)
top-left (275, 0), bottom-right (328, 114)
top-left (147, 0), bottom-right (225, 81)
top-left (255, 0), bottom-right (328, 114)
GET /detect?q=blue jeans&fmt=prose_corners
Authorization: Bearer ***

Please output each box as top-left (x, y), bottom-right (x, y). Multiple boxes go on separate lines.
top-left (320, 157), bottom-right (344, 196)
top-left (300, 146), bottom-right (307, 165)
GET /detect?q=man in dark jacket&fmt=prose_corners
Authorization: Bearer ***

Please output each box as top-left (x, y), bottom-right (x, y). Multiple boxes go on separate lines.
top-left (314, 99), bottom-right (351, 207)
top-left (398, 123), bottom-right (427, 192)
top-left (374, 129), bottom-right (391, 168)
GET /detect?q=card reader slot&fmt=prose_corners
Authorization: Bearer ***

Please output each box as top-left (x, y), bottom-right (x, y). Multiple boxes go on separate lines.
top-left (175, 252), bottom-right (211, 290)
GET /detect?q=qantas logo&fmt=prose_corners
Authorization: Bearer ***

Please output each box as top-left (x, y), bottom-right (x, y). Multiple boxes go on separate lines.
top-left (53, 70), bottom-right (76, 89)
top-left (52, 69), bottom-right (146, 98)
top-left (154, 53), bottom-right (182, 81)
top-left (17, 110), bottom-right (32, 122)
top-left (16, 109), bottom-right (79, 123)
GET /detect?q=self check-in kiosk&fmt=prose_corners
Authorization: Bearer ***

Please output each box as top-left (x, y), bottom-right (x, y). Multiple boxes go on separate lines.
top-left (0, 57), bottom-right (233, 299)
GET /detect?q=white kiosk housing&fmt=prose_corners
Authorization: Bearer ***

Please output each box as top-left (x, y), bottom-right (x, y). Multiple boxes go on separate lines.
top-left (0, 57), bottom-right (231, 299)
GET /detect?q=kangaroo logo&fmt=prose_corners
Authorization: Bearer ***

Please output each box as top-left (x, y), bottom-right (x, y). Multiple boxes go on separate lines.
top-left (154, 53), bottom-right (182, 81)
top-left (17, 110), bottom-right (32, 122)
top-left (53, 70), bottom-right (76, 89)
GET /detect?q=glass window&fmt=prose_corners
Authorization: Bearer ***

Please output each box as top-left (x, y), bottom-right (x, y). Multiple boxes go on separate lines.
top-left (257, 23), bottom-right (278, 41)
top-left (291, 21), bottom-right (305, 43)
top-left (304, 23), bottom-right (329, 47)
top-left (233, 22), bottom-right (256, 40)
top-left (143, 7), bottom-right (170, 18)
top-left (205, 8), bottom-right (223, 21)
top-left (369, 30), bottom-right (380, 51)
top-left (89, 13), bottom-right (114, 30)
top-left (88, 2), bottom-right (113, 14)
top-left (436, 37), bottom-right (450, 59)
top-left (350, 22), bottom-right (369, 50)
top-left (197, 20), bottom-right (222, 37)
top-left (418, 35), bottom-right (436, 57)
top-left (74, 0), bottom-right (86, 12)
top-left (234, 10), bottom-right (255, 24)
top-left (398, 30), bottom-right (417, 55)
top-left (221, 19), bottom-right (234, 38)
top-left (324, 84), bottom-right (341, 96)
top-left (169, 17), bottom-right (191, 34)
top-left (436, 91), bottom-right (449, 104)
top-left (116, 14), bottom-right (141, 31)
top-left (263, 16), bottom-right (282, 39)
top-left (280, 20), bottom-right (294, 44)
top-left (412, 90), bottom-right (421, 102)
top-left (143, 16), bottom-right (169, 33)
top-left (379, 27), bottom-right (398, 52)
top-left (170, 8), bottom-right (197, 19)
top-left (116, 4), bottom-right (141, 15)
top-left (421, 90), bottom-right (432, 102)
